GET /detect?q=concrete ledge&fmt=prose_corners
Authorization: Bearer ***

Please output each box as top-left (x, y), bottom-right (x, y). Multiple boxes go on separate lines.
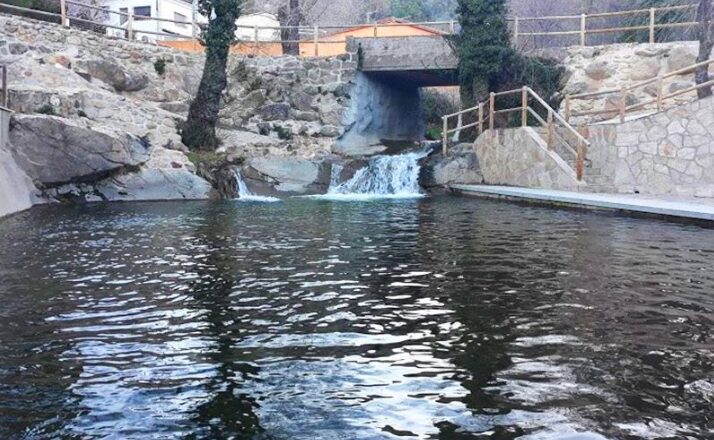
top-left (450, 184), bottom-right (714, 222)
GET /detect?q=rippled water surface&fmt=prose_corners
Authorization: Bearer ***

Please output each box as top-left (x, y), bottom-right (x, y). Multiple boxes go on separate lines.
top-left (0, 197), bottom-right (713, 439)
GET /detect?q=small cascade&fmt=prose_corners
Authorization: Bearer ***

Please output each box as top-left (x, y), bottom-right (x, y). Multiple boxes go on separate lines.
top-left (322, 149), bottom-right (430, 201)
top-left (234, 170), bottom-right (281, 203)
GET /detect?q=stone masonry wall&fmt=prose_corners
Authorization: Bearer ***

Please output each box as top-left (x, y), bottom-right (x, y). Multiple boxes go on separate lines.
top-left (585, 95), bottom-right (714, 198)
top-left (558, 42), bottom-right (714, 125)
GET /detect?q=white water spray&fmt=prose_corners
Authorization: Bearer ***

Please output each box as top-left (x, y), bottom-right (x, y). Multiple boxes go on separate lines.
top-left (234, 170), bottom-right (281, 203)
top-left (317, 149), bottom-right (430, 201)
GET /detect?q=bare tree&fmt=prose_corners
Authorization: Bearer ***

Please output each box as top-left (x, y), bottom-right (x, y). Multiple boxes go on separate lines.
top-left (696, 0), bottom-right (713, 98)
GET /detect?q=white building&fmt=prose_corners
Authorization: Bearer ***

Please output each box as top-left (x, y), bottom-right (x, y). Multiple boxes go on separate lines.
top-left (104, 0), bottom-right (205, 42)
top-left (102, 0), bottom-right (279, 43)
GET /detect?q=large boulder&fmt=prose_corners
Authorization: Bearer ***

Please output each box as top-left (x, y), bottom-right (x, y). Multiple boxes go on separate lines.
top-left (241, 156), bottom-right (330, 195)
top-left (8, 114), bottom-right (150, 186)
top-left (584, 61), bottom-right (613, 81)
top-left (0, 141), bottom-right (38, 218)
top-left (667, 45), bottom-right (697, 74)
top-left (74, 59), bottom-right (149, 92)
top-left (420, 144), bottom-right (483, 189)
top-left (95, 167), bottom-right (211, 201)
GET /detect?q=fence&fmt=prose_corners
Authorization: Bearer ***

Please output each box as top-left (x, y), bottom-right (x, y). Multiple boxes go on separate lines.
top-left (512, 4), bottom-right (699, 50)
top-left (565, 57), bottom-right (714, 123)
top-left (442, 87), bottom-right (591, 181)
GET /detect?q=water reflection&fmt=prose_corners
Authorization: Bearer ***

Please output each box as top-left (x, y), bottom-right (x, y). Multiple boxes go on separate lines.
top-left (0, 198), bottom-right (712, 439)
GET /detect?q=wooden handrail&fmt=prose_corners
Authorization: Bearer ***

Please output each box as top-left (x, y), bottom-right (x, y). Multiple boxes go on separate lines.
top-left (566, 57), bottom-right (714, 122)
top-left (441, 86), bottom-right (590, 181)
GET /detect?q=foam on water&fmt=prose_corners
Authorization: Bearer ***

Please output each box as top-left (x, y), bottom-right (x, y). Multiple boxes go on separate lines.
top-left (235, 170), bottom-right (281, 203)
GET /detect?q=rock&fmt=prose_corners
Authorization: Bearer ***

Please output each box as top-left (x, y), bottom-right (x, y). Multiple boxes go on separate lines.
top-left (295, 111), bottom-right (319, 122)
top-left (8, 114), bottom-right (150, 186)
top-left (74, 59), bottom-right (149, 92)
top-left (630, 59), bottom-right (661, 81)
top-left (95, 167), bottom-right (211, 201)
top-left (242, 89), bottom-right (267, 109)
top-left (289, 91), bottom-right (314, 111)
top-left (256, 103), bottom-right (290, 121)
top-left (585, 61), bottom-right (612, 80)
top-left (420, 146), bottom-right (483, 188)
top-left (635, 46), bottom-right (670, 57)
top-left (669, 80), bottom-right (694, 93)
top-left (243, 156), bottom-right (328, 194)
top-left (8, 42), bottom-right (28, 55)
top-left (667, 46), bottom-right (697, 74)
top-left (158, 101), bottom-right (190, 114)
top-left (0, 142), bottom-right (38, 218)
top-left (565, 81), bottom-right (593, 95)
top-left (320, 125), bottom-right (341, 137)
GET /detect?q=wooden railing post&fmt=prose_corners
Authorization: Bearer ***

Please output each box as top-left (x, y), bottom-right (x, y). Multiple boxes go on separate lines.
top-left (60, 0), bottom-right (68, 27)
top-left (449, 20), bottom-right (455, 34)
top-left (619, 86), bottom-right (627, 122)
top-left (580, 13), bottom-right (587, 46)
top-left (565, 95), bottom-right (572, 123)
top-left (127, 13), bottom-right (134, 40)
top-left (513, 16), bottom-right (519, 47)
top-left (489, 92), bottom-right (496, 137)
top-left (313, 26), bottom-right (319, 56)
top-left (576, 139), bottom-right (585, 181)
top-left (373, 25), bottom-right (378, 37)
top-left (442, 116), bottom-right (448, 156)
top-left (478, 102), bottom-right (484, 135)
top-left (656, 71), bottom-right (664, 110)
top-left (546, 110), bottom-right (554, 150)
top-left (521, 86), bottom-right (528, 127)
top-left (1, 66), bottom-right (7, 108)
top-left (649, 8), bottom-right (656, 43)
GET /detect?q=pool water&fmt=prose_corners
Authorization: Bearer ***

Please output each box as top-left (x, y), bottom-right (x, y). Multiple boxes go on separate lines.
top-left (0, 197), bottom-right (712, 439)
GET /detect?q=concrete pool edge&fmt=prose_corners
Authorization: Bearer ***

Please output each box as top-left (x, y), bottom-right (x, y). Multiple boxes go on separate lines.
top-left (449, 185), bottom-right (714, 223)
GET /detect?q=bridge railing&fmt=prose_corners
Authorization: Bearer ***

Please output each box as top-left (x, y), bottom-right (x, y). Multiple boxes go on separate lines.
top-left (1, 64), bottom-right (7, 109)
top-left (442, 87), bottom-right (591, 181)
top-left (564, 57), bottom-right (714, 124)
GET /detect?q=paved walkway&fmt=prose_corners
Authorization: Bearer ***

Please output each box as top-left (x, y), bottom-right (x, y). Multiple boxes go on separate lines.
top-left (450, 185), bottom-right (714, 222)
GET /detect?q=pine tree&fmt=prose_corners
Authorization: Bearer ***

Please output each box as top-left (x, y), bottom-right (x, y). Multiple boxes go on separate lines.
top-left (454, 0), bottom-right (515, 106)
top-left (182, 0), bottom-right (242, 151)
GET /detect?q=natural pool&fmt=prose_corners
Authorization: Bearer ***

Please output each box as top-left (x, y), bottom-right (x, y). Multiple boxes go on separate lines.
top-left (0, 197), bottom-right (712, 439)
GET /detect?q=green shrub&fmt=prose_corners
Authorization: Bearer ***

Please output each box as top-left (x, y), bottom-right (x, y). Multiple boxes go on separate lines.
top-left (36, 104), bottom-right (56, 115)
top-left (153, 59), bottom-right (167, 76)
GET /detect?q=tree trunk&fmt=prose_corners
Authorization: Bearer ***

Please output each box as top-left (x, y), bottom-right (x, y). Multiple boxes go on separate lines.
top-left (279, 0), bottom-right (301, 55)
top-left (182, 1), bottom-right (241, 151)
top-left (696, 0), bottom-right (713, 99)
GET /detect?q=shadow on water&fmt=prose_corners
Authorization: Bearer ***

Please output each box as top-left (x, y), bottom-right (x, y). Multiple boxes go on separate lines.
top-left (0, 197), bottom-right (712, 439)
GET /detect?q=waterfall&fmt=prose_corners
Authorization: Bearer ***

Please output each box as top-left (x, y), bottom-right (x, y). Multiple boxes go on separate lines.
top-left (234, 170), bottom-right (281, 203)
top-left (320, 149), bottom-right (429, 201)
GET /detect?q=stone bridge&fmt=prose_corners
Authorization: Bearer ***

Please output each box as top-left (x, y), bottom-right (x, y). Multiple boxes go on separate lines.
top-left (347, 36), bottom-right (459, 87)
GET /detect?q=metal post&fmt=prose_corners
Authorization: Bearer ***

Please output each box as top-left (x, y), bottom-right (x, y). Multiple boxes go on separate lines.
top-left (60, 0), bottom-right (68, 27)
top-left (649, 8), bottom-right (656, 44)
top-left (449, 20), bottom-right (455, 34)
top-left (580, 13), bottom-right (587, 46)
top-left (442, 117), bottom-right (448, 156)
top-left (513, 17), bottom-right (519, 47)
top-left (191, 0), bottom-right (197, 39)
top-left (521, 86), bottom-right (528, 127)
top-left (314, 26), bottom-right (319, 57)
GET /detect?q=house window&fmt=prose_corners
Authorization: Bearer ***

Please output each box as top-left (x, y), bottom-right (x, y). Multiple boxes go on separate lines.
top-left (133, 6), bottom-right (151, 20)
top-left (119, 7), bottom-right (128, 24)
top-left (174, 12), bottom-right (188, 27)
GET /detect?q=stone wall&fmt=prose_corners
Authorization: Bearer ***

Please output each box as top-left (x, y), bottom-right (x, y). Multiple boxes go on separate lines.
top-left (558, 42), bottom-right (714, 125)
top-left (585, 95), bottom-right (714, 198)
top-left (474, 127), bottom-right (583, 191)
